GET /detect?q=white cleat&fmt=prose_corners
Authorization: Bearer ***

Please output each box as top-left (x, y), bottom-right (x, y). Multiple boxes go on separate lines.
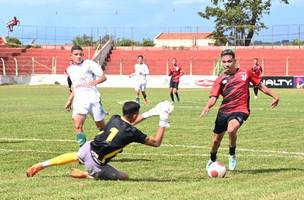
top-left (228, 155), bottom-right (237, 171)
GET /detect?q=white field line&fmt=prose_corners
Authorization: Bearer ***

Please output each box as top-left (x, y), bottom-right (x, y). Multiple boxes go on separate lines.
top-left (0, 137), bottom-right (303, 157)
top-left (0, 148), bottom-right (302, 159)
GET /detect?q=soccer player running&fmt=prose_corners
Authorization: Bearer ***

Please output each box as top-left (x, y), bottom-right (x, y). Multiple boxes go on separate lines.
top-left (64, 45), bottom-right (107, 147)
top-left (168, 58), bottom-right (184, 102)
top-left (200, 49), bottom-right (279, 171)
top-left (129, 55), bottom-right (149, 104)
top-left (251, 58), bottom-right (263, 99)
top-left (27, 101), bottom-right (174, 181)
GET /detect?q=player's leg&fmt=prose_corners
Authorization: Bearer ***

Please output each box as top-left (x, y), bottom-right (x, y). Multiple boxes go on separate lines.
top-left (134, 85), bottom-right (140, 104)
top-left (8, 24), bottom-right (13, 32)
top-left (72, 103), bottom-right (90, 147)
top-left (253, 86), bottom-right (259, 99)
top-left (70, 141), bottom-right (94, 179)
top-left (73, 114), bottom-right (87, 147)
top-left (169, 81), bottom-right (175, 102)
top-left (226, 112), bottom-right (248, 170)
top-left (26, 152), bottom-right (78, 177)
top-left (93, 164), bottom-right (129, 181)
top-left (169, 87), bottom-right (174, 102)
top-left (206, 111), bottom-right (228, 170)
top-left (173, 85), bottom-right (180, 102)
top-left (141, 83), bottom-right (148, 104)
top-left (70, 168), bottom-right (91, 179)
top-left (91, 101), bottom-right (108, 131)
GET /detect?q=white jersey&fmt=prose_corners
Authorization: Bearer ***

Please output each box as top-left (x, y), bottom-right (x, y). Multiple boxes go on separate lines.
top-left (66, 60), bottom-right (103, 104)
top-left (133, 63), bottom-right (149, 83)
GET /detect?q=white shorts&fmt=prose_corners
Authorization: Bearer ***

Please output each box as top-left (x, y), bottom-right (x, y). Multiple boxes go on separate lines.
top-left (72, 101), bottom-right (107, 122)
top-left (135, 83), bottom-right (147, 92)
top-left (77, 142), bottom-right (123, 180)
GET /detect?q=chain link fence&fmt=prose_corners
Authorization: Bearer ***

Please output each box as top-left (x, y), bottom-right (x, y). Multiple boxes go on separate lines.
top-left (1, 24), bottom-right (304, 47)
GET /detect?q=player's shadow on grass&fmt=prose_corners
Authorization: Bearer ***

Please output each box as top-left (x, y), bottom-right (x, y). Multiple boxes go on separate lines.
top-left (238, 167), bottom-right (304, 174)
top-left (129, 177), bottom-right (203, 183)
top-left (0, 141), bottom-right (23, 144)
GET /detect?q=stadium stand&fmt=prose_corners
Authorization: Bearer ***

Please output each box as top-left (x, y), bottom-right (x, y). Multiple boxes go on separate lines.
top-left (0, 47), bottom-right (93, 75)
top-left (105, 47), bottom-right (304, 76)
top-left (1, 46), bottom-right (304, 76)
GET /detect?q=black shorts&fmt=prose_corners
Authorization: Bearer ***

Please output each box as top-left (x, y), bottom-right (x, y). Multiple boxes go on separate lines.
top-left (170, 81), bottom-right (179, 89)
top-left (213, 112), bottom-right (249, 134)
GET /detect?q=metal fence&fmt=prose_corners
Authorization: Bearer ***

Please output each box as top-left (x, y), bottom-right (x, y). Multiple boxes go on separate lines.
top-left (1, 24), bottom-right (304, 47)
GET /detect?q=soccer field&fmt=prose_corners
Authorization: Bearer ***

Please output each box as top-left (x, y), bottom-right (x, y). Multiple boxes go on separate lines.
top-left (0, 85), bottom-right (303, 200)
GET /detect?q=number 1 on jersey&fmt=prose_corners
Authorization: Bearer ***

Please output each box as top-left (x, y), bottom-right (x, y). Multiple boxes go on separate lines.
top-left (106, 127), bottom-right (119, 142)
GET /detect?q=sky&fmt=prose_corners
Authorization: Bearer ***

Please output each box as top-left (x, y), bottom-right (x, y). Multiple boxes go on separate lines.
top-left (0, 0), bottom-right (303, 43)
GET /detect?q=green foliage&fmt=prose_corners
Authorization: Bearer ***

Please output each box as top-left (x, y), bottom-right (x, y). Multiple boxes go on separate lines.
top-left (72, 34), bottom-right (96, 46)
top-left (114, 38), bottom-right (154, 46)
top-left (6, 37), bottom-right (22, 47)
top-left (198, 0), bottom-right (289, 46)
top-left (142, 38), bottom-right (154, 46)
top-left (292, 39), bottom-right (302, 45)
top-left (115, 38), bottom-right (139, 46)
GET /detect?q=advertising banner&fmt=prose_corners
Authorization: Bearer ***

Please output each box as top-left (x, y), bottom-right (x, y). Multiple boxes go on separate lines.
top-left (294, 77), bottom-right (304, 88)
top-left (261, 76), bottom-right (294, 88)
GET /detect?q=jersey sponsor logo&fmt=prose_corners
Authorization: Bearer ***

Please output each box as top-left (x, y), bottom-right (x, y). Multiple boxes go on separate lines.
top-left (240, 72), bottom-right (247, 81)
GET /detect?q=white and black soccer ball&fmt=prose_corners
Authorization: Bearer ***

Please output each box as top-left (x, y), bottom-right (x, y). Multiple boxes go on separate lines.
top-left (207, 161), bottom-right (227, 178)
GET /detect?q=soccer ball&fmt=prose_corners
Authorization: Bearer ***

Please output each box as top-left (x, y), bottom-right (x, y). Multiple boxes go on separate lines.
top-left (207, 162), bottom-right (226, 178)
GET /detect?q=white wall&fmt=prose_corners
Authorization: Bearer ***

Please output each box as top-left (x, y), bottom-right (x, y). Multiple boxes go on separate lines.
top-left (1, 75), bottom-right (217, 88)
top-left (154, 39), bottom-right (215, 47)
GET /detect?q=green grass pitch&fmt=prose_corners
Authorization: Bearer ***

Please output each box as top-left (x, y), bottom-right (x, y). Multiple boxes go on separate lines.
top-left (0, 85), bottom-right (303, 200)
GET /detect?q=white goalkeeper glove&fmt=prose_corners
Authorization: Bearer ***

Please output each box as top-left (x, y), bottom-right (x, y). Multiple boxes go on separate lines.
top-left (142, 100), bottom-right (174, 119)
top-left (159, 101), bottom-right (174, 128)
top-left (159, 111), bottom-right (170, 127)
top-left (142, 106), bottom-right (160, 119)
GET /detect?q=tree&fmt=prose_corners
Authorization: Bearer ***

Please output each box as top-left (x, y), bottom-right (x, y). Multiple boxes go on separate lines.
top-left (198, 0), bottom-right (289, 46)
top-left (142, 38), bottom-right (154, 46)
top-left (72, 34), bottom-right (96, 46)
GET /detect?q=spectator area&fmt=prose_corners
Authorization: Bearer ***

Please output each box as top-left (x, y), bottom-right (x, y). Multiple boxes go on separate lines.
top-left (1, 46), bottom-right (304, 76)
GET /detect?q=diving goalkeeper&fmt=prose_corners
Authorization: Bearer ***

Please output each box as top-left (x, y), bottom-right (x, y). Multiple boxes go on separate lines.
top-left (26, 101), bottom-right (174, 181)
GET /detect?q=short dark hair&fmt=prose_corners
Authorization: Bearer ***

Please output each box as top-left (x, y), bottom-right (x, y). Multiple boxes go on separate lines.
top-left (122, 101), bottom-right (140, 116)
top-left (71, 45), bottom-right (83, 52)
top-left (221, 49), bottom-right (235, 59)
top-left (137, 55), bottom-right (143, 59)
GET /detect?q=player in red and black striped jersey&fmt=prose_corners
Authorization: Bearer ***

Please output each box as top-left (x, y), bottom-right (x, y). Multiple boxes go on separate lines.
top-left (168, 58), bottom-right (184, 102)
top-left (200, 49), bottom-right (279, 171)
top-left (27, 101), bottom-right (174, 180)
top-left (251, 58), bottom-right (263, 99)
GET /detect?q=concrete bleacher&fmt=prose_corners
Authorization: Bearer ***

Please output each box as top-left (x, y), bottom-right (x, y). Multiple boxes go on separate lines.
top-left (105, 47), bottom-right (304, 76)
top-left (0, 47), bottom-right (93, 75)
top-left (1, 46), bottom-right (304, 76)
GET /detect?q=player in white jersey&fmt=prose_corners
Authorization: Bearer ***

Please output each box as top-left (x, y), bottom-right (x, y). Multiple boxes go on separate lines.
top-left (129, 55), bottom-right (149, 104)
top-left (65, 45), bottom-right (107, 147)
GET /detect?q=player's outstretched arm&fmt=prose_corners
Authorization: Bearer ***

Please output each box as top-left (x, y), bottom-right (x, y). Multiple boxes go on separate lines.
top-left (258, 83), bottom-right (280, 108)
top-left (144, 127), bottom-right (166, 147)
top-left (200, 97), bottom-right (217, 117)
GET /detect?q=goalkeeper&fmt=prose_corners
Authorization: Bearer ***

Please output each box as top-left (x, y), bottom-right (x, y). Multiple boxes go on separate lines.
top-left (27, 101), bottom-right (174, 181)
